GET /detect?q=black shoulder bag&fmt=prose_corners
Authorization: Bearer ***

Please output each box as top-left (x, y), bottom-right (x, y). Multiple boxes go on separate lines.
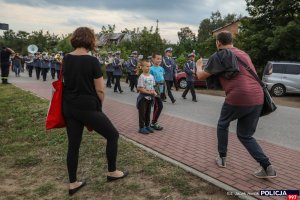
top-left (236, 57), bottom-right (277, 117)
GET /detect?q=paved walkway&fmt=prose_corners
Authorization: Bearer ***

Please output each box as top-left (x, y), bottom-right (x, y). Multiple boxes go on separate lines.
top-left (11, 75), bottom-right (300, 200)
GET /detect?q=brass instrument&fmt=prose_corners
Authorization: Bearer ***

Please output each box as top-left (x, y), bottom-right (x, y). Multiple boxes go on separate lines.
top-left (54, 53), bottom-right (63, 63)
top-left (27, 44), bottom-right (38, 54)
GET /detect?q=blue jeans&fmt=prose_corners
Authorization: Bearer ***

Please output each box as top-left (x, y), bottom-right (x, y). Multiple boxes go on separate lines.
top-left (217, 103), bottom-right (270, 167)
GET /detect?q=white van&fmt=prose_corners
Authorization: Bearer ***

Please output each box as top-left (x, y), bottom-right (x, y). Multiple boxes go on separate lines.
top-left (262, 61), bottom-right (300, 96)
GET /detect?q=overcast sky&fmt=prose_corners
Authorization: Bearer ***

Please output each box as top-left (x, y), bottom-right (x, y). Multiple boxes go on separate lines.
top-left (0, 0), bottom-right (248, 43)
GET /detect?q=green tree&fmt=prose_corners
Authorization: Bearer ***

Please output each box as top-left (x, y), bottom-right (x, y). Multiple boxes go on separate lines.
top-left (236, 0), bottom-right (300, 67)
top-left (177, 27), bottom-right (197, 56)
top-left (119, 26), bottom-right (166, 57)
top-left (197, 11), bottom-right (239, 43)
top-left (56, 34), bottom-right (73, 53)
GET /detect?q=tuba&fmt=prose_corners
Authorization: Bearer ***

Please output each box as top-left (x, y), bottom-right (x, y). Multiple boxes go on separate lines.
top-left (27, 44), bottom-right (38, 54)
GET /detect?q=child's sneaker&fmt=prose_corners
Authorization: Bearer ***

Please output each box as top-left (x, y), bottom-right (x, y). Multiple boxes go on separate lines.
top-left (150, 122), bottom-right (163, 130)
top-left (145, 126), bottom-right (154, 133)
top-left (138, 128), bottom-right (150, 134)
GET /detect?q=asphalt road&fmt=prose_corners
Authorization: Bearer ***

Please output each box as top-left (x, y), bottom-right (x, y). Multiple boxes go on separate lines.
top-left (10, 74), bottom-right (300, 151)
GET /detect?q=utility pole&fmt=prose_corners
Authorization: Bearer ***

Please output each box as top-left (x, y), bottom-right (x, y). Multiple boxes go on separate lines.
top-left (155, 19), bottom-right (159, 51)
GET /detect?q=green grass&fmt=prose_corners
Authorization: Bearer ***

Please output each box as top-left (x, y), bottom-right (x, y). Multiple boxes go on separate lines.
top-left (14, 156), bottom-right (42, 167)
top-left (0, 84), bottom-right (237, 200)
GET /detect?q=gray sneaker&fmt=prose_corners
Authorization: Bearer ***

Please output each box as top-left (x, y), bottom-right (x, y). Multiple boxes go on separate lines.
top-left (216, 156), bottom-right (226, 168)
top-left (254, 165), bottom-right (277, 178)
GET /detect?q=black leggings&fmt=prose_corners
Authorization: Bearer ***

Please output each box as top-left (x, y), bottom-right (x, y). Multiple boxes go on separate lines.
top-left (63, 106), bottom-right (119, 183)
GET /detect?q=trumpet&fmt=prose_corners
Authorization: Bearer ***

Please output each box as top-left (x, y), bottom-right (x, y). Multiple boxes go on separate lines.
top-left (54, 53), bottom-right (63, 63)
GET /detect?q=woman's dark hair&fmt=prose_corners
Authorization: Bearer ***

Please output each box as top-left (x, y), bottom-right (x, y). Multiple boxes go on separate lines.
top-left (70, 27), bottom-right (96, 51)
top-left (216, 31), bottom-right (233, 45)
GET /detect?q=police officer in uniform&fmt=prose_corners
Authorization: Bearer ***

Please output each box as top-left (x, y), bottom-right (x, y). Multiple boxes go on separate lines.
top-left (125, 54), bottom-right (133, 84)
top-left (49, 53), bottom-right (56, 79)
top-left (129, 51), bottom-right (138, 92)
top-left (34, 52), bottom-right (42, 80)
top-left (105, 52), bottom-right (114, 88)
top-left (182, 52), bottom-right (197, 102)
top-left (112, 51), bottom-right (123, 93)
top-left (25, 54), bottom-right (34, 77)
top-left (40, 52), bottom-right (49, 81)
top-left (0, 47), bottom-right (15, 84)
top-left (161, 47), bottom-right (176, 103)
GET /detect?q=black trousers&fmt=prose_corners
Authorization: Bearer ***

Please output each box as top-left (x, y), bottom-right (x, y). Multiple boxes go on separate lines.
top-left (35, 67), bottom-right (41, 80)
top-left (217, 103), bottom-right (270, 168)
top-left (182, 81), bottom-right (196, 100)
top-left (41, 68), bottom-right (48, 81)
top-left (1, 62), bottom-right (10, 83)
top-left (63, 104), bottom-right (119, 183)
top-left (27, 65), bottom-right (34, 77)
top-left (152, 97), bottom-right (163, 124)
top-left (110, 72), bottom-right (115, 84)
top-left (56, 70), bottom-right (61, 79)
top-left (172, 76), bottom-right (179, 90)
top-left (138, 98), bottom-right (152, 128)
top-left (165, 80), bottom-right (175, 101)
top-left (106, 71), bottom-right (112, 87)
top-left (114, 75), bottom-right (122, 92)
top-left (126, 72), bottom-right (130, 83)
top-left (130, 75), bottom-right (138, 91)
top-left (50, 68), bottom-right (56, 79)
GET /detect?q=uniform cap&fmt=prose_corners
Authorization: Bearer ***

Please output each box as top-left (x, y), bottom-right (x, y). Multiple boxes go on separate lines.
top-left (165, 47), bottom-right (173, 53)
top-left (188, 53), bottom-right (195, 57)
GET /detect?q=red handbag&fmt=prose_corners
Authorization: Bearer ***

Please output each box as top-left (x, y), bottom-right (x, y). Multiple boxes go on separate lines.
top-left (45, 64), bottom-right (65, 129)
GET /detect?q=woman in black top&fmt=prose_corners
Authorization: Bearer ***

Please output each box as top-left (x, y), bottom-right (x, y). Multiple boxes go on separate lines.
top-left (62, 27), bottom-right (128, 196)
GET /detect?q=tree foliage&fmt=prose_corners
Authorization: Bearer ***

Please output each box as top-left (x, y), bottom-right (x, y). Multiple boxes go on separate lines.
top-left (177, 27), bottom-right (197, 56)
top-left (236, 0), bottom-right (300, 67)
top-left (197, 11), bottom-right (240, 43)
top-left (0, 30), bottom-right (60, 55)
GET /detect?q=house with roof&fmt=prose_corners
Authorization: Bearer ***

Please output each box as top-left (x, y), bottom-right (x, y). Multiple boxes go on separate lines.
top-left (211, 18), bottom-right (243, 37)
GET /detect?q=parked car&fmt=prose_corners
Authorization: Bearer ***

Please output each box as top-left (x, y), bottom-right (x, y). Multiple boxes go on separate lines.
top-left (175, 59), bottom-right (208, 89)
top-left (262, 61), bottom-right (300, 96)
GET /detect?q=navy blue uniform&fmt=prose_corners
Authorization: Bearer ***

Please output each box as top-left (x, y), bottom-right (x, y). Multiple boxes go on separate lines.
top-left (40, 56), bottom-right (49, 81)
top-left (105, 55), bottom-right (114, 87)
top-left (112, 57), bottom-right (123, 93)
top-left (33, 57), bottom-right (42, 80)
top-left (129, 57), bottom-right (138, 91)
top-left (182, 60), bottom-right (197, 101)
top-left (161, 56), bottom-right (176, 103)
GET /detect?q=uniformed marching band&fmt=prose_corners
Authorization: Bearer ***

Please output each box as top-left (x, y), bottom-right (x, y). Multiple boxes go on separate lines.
top-left (2, 46), bottom-right (200, 105)
top-left (1, 45), bottom-right (203, 138)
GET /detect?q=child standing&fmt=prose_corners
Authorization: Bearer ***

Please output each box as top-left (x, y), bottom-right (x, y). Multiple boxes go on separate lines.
top-left (149, 53), bottom-right (165, 130)
top-left (137, 60), bottom-right (157, 134)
